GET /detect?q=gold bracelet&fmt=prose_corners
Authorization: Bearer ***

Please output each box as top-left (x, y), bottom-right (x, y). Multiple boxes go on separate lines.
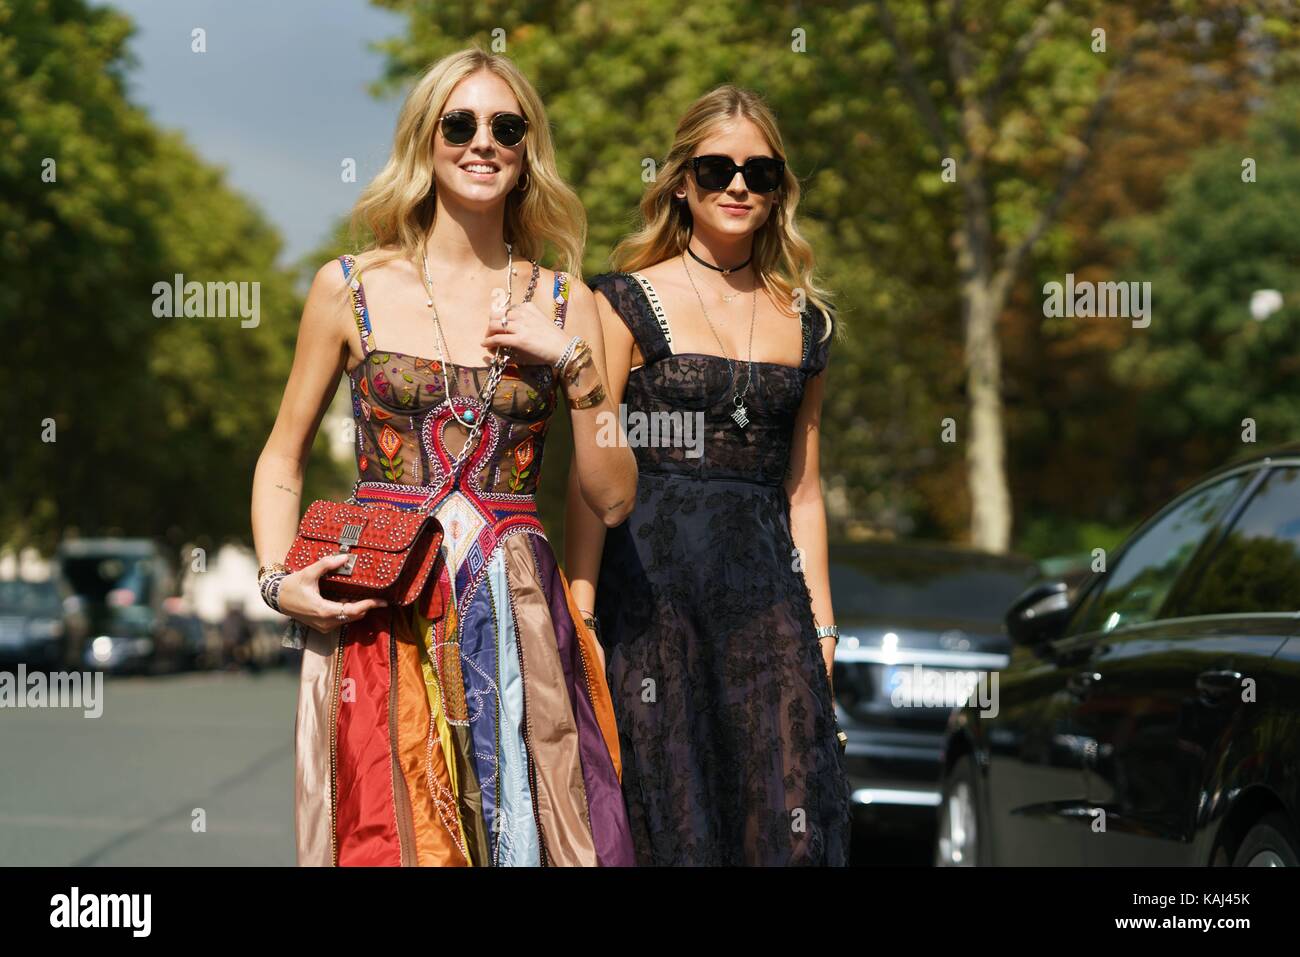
top-left (562, 359), bottom-right (593, 389)
top-left (561, 356), bottom-right (595, 390)
top-left (258, 561), bottom-right (290, 584)
top-left (568, 380), bottom-right (606, 410)
top-left (561, 342), bottom-right (593, 383)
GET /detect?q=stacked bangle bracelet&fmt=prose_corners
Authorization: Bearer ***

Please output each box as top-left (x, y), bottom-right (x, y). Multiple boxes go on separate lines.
top-left (258, 562), bottom-right (290, 614)
top-left (555, 337), bottom-right (604, 409)
top-left (259, 560), bottom-right (308, 648)
top-left (554, 336), bottom-right (583, 374)
top-left (569, 379), bottom-right (605, 409)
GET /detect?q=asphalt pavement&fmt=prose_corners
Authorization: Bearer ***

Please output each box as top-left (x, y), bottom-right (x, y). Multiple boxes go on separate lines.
top-left (0, 667), bottom-right (299, 866)
top-left (0, 664), bottom-right (924, 866)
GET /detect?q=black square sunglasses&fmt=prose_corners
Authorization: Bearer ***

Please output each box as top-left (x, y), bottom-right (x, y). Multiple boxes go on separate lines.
top-left (690, 154), bottom-right (785, 193)
top-left (439, 110), bottom-right (528, 148)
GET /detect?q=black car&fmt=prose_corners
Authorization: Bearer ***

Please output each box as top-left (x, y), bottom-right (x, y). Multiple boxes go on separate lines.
top-left (0, 579), bottom-right (68, 668)
top-left (937, 445), bottom-right (1300, 866)
top-left (829, 541), bottom-right (1041, 856)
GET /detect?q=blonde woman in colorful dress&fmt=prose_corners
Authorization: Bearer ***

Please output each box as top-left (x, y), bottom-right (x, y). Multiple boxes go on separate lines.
top-left (251, 48), bottom-right (636, 866)
top-left (567, 85), bottom-right (851, 865)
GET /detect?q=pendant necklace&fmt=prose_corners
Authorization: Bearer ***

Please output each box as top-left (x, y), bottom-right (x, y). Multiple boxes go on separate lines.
top-left (681, 252), bottom-right (756, 429)
top-left (420, 241), bottom-right (513, 429)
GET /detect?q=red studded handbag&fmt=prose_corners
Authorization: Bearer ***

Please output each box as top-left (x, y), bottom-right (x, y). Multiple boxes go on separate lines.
top-left (284, 481), bottom-right (445, 607)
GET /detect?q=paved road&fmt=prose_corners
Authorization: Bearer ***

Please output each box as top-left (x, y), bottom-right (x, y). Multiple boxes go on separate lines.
top-left (0, 665), bottom-right (924, 866)
top-left (0, 667), bottom-right (299, 866)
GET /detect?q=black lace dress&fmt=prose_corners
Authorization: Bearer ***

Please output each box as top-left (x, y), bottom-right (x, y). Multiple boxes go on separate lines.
top-left (587, 271), bottom-right (852, 866)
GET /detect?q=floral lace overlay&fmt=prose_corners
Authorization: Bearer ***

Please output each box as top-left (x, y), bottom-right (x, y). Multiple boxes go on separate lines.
top-left (589, 272), bottom-right (833, 486)
top-left (587, 271), bottom-right (851, 866)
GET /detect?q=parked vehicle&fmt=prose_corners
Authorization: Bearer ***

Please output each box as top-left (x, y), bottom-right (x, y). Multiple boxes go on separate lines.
top-left (0, 578), bottom-right (69, 668)
top-left (830, 541), bottom-right (1041, 856)
top-left (937, 445), bottom-right (1300, 866)
top-left (55, 538), bottom-right (184, 673)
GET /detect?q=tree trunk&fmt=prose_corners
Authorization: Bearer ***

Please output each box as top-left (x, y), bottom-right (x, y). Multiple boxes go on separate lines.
top-left (963, 278), bottom-right (1012, 552)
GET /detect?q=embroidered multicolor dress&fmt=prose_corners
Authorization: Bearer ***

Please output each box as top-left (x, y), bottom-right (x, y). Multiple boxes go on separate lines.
top-left (293, 255), bottom-right (634, 867)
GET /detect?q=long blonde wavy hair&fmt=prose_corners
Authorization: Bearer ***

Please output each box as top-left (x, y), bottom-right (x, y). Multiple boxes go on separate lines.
top-left (346, 48), bottom-right (585, 280)
top-left (611, 85), bottom-right (833, 340)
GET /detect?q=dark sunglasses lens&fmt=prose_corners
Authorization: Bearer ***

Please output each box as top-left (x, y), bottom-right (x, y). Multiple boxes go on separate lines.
top-left (694, 156), bottom-right (735, 190)
top-left (441, 112), bottom-right (476, 145)
top-left (745, 159), bottom-right (783, 192)
top-left (491, 114), bottom-right (526, 146)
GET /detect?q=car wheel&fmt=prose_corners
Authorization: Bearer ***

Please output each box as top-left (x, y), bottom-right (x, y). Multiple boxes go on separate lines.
top-left (1231, 813), bottom-right (1299, 867)
top-left (935, 754), bottom-right (981, 867)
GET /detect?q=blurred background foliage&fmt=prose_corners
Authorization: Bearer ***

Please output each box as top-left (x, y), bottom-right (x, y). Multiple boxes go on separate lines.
top-left (4, 0), bottom-right (1300, 564)
top-left (0, 0), bottom-right (350, 558)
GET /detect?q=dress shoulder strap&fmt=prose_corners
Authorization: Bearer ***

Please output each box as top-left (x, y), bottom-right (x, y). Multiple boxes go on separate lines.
top-left (800, 304), bottom-right (835, 376)
top-left (587, 272), bottom-right (673, 364)
top-left (551, 271), bottom-right (571, 328)
top-left (338, 255), bottom-right (376, 357)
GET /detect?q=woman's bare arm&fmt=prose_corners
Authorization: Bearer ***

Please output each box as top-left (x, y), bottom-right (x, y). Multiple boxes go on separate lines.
top-left (785, 364), bottom-right (836, 690)
top-left (564, 286), bottom-right (636, 629)
top-left (251, 260), bottom-right (386, 631)
top-left (559, 281), bottom-right (637, 526)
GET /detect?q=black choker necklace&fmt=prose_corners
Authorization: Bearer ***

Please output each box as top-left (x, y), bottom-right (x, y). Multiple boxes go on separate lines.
top-left (686, 244), bottom-right (752, 276)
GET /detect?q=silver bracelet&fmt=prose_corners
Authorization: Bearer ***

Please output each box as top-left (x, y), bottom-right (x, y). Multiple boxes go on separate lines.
top-left (815, 624), bottom-right (839, 643)
top-left (554, 335), bottom-right (582, 372)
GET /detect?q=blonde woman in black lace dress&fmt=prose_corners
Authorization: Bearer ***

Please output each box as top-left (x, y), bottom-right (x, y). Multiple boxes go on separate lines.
top-left (565, 85), bottom-right (851, 865)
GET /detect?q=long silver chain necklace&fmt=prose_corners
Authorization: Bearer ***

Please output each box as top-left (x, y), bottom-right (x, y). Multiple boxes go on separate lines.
top-left (418, 239), bottom-right (517, 475)
top-left (681, 251), bottom-right (757, 429)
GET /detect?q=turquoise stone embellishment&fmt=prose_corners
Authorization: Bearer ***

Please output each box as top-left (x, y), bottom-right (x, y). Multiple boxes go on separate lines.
top-left (464, 409), bottom-right (476, 423)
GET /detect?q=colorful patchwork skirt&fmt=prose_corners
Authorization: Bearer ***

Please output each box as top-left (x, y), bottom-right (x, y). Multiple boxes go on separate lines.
top-left (292, 494), bottom-right (633, 866)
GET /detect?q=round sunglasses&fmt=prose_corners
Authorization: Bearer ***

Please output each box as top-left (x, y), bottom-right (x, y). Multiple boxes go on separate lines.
top-left (439, 110), bottom-right (528, 148)
top-left (690, 154), bottom-right (785, 193)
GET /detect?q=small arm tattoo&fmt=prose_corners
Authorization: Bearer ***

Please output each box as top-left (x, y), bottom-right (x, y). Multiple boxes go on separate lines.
top-left (275, 483), bottom-right (300, 496)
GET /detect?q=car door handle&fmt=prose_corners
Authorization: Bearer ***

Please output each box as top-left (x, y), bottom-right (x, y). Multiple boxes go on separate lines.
top-left (1196, 669), bottom-right (1243, 699)
top-left (1067, 671), bottom-right (1101, 697)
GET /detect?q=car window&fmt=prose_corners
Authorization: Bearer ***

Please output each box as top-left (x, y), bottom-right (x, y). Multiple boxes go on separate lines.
top-left (1070, 474), bottom-right (1248, 635)
top-left (1177, 467), bottom-right (1300, 616)
top-left (0, 580), bottom-right (61, 616)
top-left (828, 559), bottom-right (1038, 623)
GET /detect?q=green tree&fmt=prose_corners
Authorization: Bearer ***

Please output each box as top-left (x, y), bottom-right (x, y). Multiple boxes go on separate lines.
top-left (861, 0), bottom-right (1300, 551)
top-left (1108, 85), bottom-right (1300, 484)
top-left (367, 0), bottom-right (1300, 551)
top-left (0, 0), bottom-right (347, 556)
top-left (366, 0), bottom-right (966, 540)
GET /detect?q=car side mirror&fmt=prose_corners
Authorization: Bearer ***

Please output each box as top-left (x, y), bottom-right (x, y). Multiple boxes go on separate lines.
top-left (1005, 581), bottom-right (1072, 647)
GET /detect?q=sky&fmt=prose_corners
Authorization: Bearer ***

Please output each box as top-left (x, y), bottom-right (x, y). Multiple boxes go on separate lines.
top-left (96, 0), bottom-right (410, 267)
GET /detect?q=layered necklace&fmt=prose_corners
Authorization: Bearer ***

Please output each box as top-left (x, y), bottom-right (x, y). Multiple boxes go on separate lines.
top-left (681, 249), bottom-right (757, 429)
top-left (419, 239), bottom-right (527, 431)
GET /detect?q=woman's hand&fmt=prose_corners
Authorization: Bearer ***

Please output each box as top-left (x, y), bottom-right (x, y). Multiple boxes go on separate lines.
top-left (277, 553), bottom-right (387, 633)
top-left (481, 298), bottom-right (572, 367)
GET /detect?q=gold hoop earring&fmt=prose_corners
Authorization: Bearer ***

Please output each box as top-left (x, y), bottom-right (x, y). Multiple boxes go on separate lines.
top-left (515, 171), bottom-right (530, 193)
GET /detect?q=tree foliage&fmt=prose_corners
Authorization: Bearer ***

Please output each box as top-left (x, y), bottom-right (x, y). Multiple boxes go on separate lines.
top-left (0, 0), bottom-right (347, 554)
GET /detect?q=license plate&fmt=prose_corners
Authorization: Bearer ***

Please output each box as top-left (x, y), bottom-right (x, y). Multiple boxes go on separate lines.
top-left (883, 664), bottom-right (980, 709)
